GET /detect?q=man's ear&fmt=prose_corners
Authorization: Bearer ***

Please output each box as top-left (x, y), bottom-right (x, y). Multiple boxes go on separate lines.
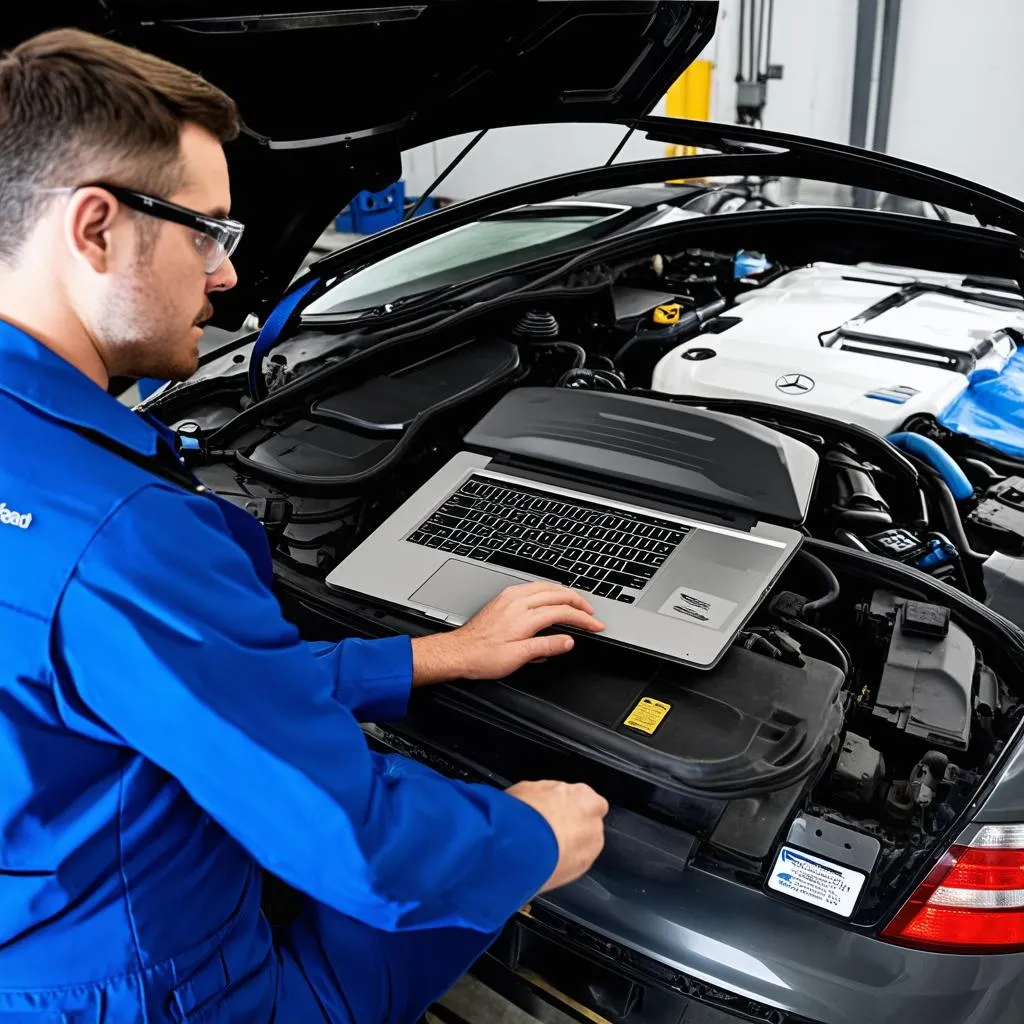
top-left (64, 188), bottom-right (121, 274)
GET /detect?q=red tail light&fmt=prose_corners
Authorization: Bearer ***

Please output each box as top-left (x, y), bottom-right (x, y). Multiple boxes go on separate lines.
top-left (883, 824), bottom-right (1024, 953)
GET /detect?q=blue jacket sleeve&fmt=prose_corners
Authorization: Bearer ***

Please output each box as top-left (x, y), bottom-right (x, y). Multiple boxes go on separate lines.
top-left (52, 484), bottom-right (558, 933)
top-left (307, 636), bottom-right (413, 722)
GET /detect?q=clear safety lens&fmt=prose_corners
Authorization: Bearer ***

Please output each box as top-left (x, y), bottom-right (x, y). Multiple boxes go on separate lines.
top-left (192, 215), bottom-right (244, 274)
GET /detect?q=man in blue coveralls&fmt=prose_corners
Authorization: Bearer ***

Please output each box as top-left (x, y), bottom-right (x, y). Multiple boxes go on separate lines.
top-left (0, 28), bottom-right (611, 1023)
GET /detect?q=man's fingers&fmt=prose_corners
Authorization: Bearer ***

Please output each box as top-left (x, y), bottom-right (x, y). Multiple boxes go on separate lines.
top-left (528, 605), bottom-right (605, 634)
top-left (523, 587), bottom-right (595, 616)
top-left (499, 581), bottom-right (564, 600)
top-left (499, 582), bottom-right (595, 616)
top-left (520, 633), bottom-right (576, 659)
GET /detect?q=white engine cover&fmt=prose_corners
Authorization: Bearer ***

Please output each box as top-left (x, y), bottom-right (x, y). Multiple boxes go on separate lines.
top-left (652, 262), bottom-right (1024, 435)
top-left (652, 339), bottom-right (969, 435)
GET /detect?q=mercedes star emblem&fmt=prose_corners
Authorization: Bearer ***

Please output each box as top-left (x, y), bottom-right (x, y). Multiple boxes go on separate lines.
top-left (775, 373), bottom-right (815, 396)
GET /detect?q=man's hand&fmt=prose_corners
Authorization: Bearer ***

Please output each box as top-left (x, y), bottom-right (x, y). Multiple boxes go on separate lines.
top-left (411, 582), bottom-right (605, 685)
top-left (506, 780), bottom-right (609, 892)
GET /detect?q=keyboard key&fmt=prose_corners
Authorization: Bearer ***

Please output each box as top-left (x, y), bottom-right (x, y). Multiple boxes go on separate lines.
top-left (439, 540), bottom-right (459, 552)
top-left (555, 556), bottom-right (577, 569)
top-left (454, 544), bottom-right (475, 556)
top-left (519, 543), bottom-right (540, 559)
top-left (624, 560), bottom-right (657, 577)
top-left (468, 548), bottom-right (489, 560)
top-left (450, 529), bottom-right (469, 543)
top-left (408, 531), bottom-right (428, 544)
top-left (573, 577), bottom-right (597, 593)
top-left (502, 538), bottom-right (524, 554)
top-left (535, 549), bottom-right (561, 565)
top-left (606, 570), bottom-right (649, 590)
top-left (425, 536), bottom-right (444, 548)
top-left (617, 593), bottom-right (636, 603)
top-left (594, 581), bottom-right (614, 597)
top-left (523, 514), bottom-right (542, 528)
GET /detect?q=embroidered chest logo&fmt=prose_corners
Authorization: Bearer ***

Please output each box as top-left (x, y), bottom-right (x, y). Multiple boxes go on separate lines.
top-left (0, 502), bottom-right (32, 529)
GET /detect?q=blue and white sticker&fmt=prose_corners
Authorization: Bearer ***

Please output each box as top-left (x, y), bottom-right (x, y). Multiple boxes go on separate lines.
top-left (768, 846), bottom-right (866, 917)
top-left (864, 385), bottom-right (920, 405)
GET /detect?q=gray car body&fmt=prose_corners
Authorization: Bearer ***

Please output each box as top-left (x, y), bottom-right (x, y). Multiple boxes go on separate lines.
top-left (539, 827), bottom-right (1024, 1024)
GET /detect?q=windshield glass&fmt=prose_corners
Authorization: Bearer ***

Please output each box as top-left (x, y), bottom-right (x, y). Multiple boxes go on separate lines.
top-left (304, 205), bottom-right (630, 316)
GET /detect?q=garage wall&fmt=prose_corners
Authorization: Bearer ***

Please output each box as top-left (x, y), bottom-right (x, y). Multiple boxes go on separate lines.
top-left (712, 0), bottom-right (858, 144)
top-left (401, 115), bottom-right (671, 204)
top-left (885, 0), bottom-right (1024, 199)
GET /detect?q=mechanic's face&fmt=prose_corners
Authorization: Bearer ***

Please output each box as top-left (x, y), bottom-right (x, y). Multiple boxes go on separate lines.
top-left (92, 123), bottom-right (238, 381)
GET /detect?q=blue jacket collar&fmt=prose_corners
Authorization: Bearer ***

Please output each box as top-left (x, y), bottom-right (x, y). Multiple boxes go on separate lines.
top-left (0, 319), bottom-right (160, 457)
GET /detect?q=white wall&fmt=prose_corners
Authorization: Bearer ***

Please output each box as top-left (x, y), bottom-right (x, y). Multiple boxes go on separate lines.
top-left (886, 0), bottom-right (1024, 199)
top-left (711, 0), bottom-right (857, 143)
top-left (402, 116), bottom-right (671, 203)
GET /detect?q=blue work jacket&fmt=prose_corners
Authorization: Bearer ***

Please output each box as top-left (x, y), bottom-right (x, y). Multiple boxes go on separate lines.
top-left (0, 320), bottom-right (557, 1020)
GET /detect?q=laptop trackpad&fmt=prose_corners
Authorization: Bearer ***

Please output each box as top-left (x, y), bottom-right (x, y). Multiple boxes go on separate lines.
top-left (410, 559), bottom-right (525, 621)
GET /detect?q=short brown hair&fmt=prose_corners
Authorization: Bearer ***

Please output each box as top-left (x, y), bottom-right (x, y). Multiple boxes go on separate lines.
top-left (0, 28), bottom-right (240, 264)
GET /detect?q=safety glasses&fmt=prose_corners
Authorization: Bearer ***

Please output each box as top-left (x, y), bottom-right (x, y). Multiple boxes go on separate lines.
top-left (42, 182), bottom-right (244, 274)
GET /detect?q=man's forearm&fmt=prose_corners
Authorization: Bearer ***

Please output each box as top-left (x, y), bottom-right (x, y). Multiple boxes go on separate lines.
top-left (410, 632), bottom-right (466, 686)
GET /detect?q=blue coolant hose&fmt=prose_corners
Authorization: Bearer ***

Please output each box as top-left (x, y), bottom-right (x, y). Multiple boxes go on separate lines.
top-left (886, 432), bottom-right (974, 501)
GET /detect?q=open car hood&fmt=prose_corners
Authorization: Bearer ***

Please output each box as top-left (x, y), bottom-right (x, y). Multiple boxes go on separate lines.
top-left (10, 1), bottom-right (718, 325)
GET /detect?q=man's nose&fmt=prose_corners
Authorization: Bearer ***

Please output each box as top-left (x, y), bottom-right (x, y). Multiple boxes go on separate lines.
top-left (207, 256), bottom-right (238, 293)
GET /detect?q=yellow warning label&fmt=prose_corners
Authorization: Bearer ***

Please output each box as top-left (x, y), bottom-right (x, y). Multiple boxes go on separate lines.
top-left (653, 303), bottom-right (682, 325)
top-left (623, 697), bottom-right (671, 735)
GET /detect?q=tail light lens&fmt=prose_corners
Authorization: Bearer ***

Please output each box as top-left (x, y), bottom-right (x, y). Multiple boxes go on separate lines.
top-left (883, 824), bottom-right (1024, 953)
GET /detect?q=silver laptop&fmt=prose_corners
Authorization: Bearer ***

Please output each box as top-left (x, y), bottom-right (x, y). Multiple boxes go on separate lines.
top-left (326, 387), bottom-right (814, 670)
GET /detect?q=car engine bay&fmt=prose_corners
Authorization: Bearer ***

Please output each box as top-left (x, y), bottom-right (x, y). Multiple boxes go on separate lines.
top-left (145, 236), bottom-right (1024, 927)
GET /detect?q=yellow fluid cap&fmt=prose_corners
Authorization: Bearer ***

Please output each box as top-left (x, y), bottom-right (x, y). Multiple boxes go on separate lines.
top-left (653, 303), bottom-right (682, 325)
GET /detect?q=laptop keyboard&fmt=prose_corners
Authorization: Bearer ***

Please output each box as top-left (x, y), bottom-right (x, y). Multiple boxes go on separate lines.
top-left (407, 476), bottom-right (691, 603)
